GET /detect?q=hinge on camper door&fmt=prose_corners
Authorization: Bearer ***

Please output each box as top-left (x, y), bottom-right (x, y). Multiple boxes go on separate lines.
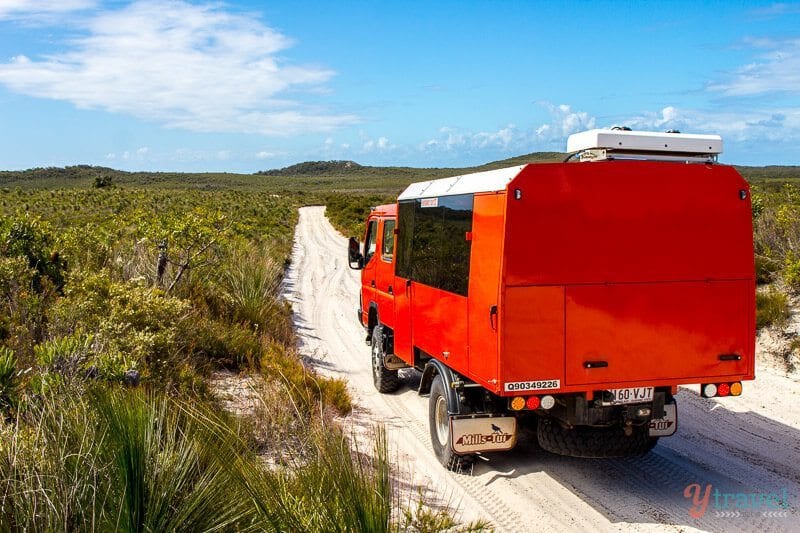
top-left (489, 305), bottom-right (498, 331)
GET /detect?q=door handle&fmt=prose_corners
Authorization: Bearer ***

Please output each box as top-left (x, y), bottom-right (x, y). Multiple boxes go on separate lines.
top-left (388, 286), bottom-right (393, 294)
top-left (489, 305), bottom-right (498, 330)
top-left (371, 280), bottom-right (375, 287)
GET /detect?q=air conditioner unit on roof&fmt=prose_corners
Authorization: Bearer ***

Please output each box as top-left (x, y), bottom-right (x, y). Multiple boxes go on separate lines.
top-left (567, 129), bottom-right (723, 163)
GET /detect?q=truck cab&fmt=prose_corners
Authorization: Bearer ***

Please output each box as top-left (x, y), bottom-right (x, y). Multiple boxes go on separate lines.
top-left (348, 129), bottom-right (755, 470)
top-left (350, 204), bottom-right (397, 342)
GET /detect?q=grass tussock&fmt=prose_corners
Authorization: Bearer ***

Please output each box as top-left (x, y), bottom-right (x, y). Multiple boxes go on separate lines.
top-left (757, 288), bottom-right (791, 329)
top-left (0, 384), bottom-right (470, 532)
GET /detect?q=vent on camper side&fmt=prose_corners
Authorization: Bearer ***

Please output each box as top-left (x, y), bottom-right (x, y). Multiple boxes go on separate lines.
top-left (566, 129), bottom-right (723, 163)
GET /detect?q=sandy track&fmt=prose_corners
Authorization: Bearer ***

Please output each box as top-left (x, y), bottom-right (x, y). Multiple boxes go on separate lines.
top-left (283, 206), bottom-right (800, 532)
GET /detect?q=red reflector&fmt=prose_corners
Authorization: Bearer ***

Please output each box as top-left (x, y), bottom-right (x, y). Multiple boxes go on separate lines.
top-left (717, 383), bottom-right (730, 397)
top-left (526, 396), bottom-right (540, 410)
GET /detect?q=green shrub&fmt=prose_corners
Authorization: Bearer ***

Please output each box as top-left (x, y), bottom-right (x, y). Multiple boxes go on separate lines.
top-left (755, 254), bottom-right (781, 285)
top-left (217, 244), bottom-right (293, 343)
top-left (0, 347), bottom-right (17, 413)
top-left (93, 175), bottom-right (112, 188)
top-left (261, 341), bottom-right (352, 416)
top-left (0, 255), bottom-right (51, 358)
top-left (184, 317), bottom-right (264, 369)
top-left (49, 273), bottom-right (192, 383)
top-left (756, 288), bottom-right (791, 329)
top-left (784, 253), bottom-right (800, 293)
top-left (324, 193), bottom-right (394, 237)
top-left (238, 424), bottom-right (391, 532)
top-left (0, 214), bottom-right (66, 292)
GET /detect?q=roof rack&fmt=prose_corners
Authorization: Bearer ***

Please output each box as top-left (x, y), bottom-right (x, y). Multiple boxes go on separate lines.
top-left (566, 129), bottom-right (723, 163)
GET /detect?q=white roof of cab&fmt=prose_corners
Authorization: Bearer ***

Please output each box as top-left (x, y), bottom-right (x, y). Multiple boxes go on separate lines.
top-left (397, 165), bottom-right (525, 201)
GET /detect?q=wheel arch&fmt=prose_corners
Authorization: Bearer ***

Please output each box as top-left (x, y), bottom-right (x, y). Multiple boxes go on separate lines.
top-left (419, 358), bottom-right (462, 415)
top-left (367, 302), bottom-right (379, 333)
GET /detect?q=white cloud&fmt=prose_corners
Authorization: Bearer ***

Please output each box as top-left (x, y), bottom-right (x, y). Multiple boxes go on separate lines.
top-left (423, 103), bottom-right (596, 155)
top-left (255, 151), bottom-right (275, 160)
top-left (707, 38), bottom-right (800, 96)
top-left (362, 136), bottom-right (392, 151)
top-left (136, 146), bottom-right (148, 157)
top-left (534, 103), bottom-right (596, 142)
top-left (0, 0), bottom-right (95, 19)
top-left (618, 105), bottom-right (800, 146)
top-left (424, 124), bottom-right (524, 152)
top-left (0, 1), bottom-right (356, 135)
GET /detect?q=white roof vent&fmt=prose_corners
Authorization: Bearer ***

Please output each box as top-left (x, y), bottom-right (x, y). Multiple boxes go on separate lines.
top-left (566, 128), bottom-right (722, 163)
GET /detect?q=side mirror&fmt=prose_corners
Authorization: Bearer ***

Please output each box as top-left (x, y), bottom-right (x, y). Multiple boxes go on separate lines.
top-left (347, 237), bottom-right (364, 270)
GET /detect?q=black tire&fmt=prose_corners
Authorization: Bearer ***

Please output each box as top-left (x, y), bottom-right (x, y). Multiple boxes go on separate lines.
top-left (516, 413), bottom-right (542, 452)
top-left (537, 419), bottom-right (655, 458)
top-left (371, 326), bottom-right (400, 393)
top-left (428, 373), bottom-right (473, 471)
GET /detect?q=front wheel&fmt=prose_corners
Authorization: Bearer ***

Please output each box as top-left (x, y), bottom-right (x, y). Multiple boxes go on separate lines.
top-left (371, 326), bottom-right (400, 393)
top-left (428, 373), bottom-right (473, 471)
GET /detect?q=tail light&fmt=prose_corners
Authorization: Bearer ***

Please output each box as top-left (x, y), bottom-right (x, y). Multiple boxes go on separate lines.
top-left (702, 383), bottom-right (718, 397)
top-left (540, 395), bottom-right (556, 410)
top-left (510, 397), bottom-right (525, 411)
top-left (717, 383), bottom-right (731, 397)
top-left (730, 382), bottom-right (742, 396)
top-left (526, 396), bottom-right (541, 410)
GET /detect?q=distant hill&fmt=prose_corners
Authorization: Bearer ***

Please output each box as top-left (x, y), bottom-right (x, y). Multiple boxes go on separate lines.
top-left (256, 160), bottom-right (363, 176)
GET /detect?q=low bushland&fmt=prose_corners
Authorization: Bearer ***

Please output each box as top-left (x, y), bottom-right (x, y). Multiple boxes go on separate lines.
top-left (0, 187), bottom-right (376, 530)
top-left (0, 185), bottom-right (476, 531)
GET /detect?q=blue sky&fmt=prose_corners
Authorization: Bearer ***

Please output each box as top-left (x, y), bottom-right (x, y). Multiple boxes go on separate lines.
top-left (0, 1), bottom-right (799, 172)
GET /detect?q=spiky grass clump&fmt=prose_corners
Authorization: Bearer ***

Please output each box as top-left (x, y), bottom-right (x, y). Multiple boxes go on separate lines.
top-left (219, 245), bottom-right (286, 331)
top-left (0, 385), bottom-right (393, 532)
top-left (0, 386), bottom-right (248, 531)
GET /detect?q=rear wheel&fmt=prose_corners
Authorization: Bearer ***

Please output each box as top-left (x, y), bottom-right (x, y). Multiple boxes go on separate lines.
top-left (428, 373), bottom-right (473, 471)
top-left (371, 326), bottom-right (400, 393)
top-left (537, 419), bottom-right (655, 458)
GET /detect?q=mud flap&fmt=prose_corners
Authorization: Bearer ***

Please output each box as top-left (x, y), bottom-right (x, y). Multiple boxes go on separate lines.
top-left (451, 415), bottom-right (517, 454)
top-left (649, 402), bottom-right (677, 437)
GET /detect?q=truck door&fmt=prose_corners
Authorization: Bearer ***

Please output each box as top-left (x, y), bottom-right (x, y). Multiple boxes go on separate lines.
top-left (375, 219), bottom-right (396, 328)
top-left (361, 218), bottom-right (379, 328)
top-left (392, 202), bottom-right (414, 363)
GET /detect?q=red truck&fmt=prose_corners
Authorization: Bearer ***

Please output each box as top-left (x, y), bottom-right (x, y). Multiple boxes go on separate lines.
top-left (347, 129), bottom-right (755, 470)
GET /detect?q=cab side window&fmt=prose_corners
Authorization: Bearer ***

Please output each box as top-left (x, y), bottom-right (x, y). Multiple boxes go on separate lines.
top-left (364, 220), bottom-right (378, 264)
top-left (381, 220), bottom-right (396, 260)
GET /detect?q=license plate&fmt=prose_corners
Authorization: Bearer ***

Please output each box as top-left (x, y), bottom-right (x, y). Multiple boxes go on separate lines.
top-left (601, 387), bottom-right (654, 405)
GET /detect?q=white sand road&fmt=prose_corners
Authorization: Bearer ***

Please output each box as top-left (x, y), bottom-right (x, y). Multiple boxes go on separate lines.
top-left (282, 206), bottom-right (800, 533)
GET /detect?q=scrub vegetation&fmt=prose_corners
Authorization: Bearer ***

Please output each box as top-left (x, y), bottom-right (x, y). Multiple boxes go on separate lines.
top-left (0, 183), bottom-right (491, 531)
top-left (1, 153), bottom-right (797, 529)
top-left (752, 182), bottom-right (800, 330)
